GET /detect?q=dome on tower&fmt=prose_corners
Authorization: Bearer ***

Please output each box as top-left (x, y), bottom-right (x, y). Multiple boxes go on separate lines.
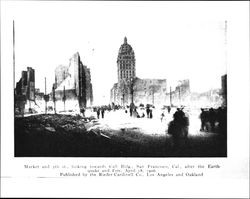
top-left (117, 37), bottom-right (136, 82)
top-left (117, 37), bottom-right (135, 61)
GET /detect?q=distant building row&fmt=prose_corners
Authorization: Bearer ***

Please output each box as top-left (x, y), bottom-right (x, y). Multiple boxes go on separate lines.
top-left (110, 37), bottom-right (227, 108)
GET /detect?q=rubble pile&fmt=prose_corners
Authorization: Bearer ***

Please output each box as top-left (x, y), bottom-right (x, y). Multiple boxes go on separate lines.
top-left (14, 114), bottom-right (226, 157)
top-left (14, 114), bottom-right (117, 157)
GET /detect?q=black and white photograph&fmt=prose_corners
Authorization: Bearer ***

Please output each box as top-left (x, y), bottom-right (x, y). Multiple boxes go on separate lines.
top-left (12, 2), bottom-right (229, 157)
top-left (1, 1), bottom-right (249, 198)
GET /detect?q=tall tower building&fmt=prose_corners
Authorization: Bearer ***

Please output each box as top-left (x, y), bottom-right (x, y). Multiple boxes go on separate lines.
top-left (111, 37), bottom-right (168, 107)
top-left (117, 37), bottom-right (136, 83)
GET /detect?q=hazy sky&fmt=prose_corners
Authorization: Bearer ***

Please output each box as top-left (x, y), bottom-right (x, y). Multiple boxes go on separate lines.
top-left (3, 1), bottom-right (231, 104)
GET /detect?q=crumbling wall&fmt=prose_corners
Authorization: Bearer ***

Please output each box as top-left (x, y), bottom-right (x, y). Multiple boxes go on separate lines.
top-left (221, 74), bottom-right (227, 107)
top-left (27, 67), bottom-right (35, 100)
top-left (54, 65), bottom-right (69, 89)
top-left (53, 52), bottom-right (93, 109)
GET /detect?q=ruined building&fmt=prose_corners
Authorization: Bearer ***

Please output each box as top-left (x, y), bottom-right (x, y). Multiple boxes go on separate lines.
top-left (54, 65), bottom-right (70, 89)
top-left (110, 37), bottom-right (167, 107)
top-left (15, 67), bottom-right (35, 100)
top-left (15, 67), bottom-right (35, 114)
top-left (52, 52), bottom-right (93, 111)
top-left (221, 74), bottom-right (227, 107)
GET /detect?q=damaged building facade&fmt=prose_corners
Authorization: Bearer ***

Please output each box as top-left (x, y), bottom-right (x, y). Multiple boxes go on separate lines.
top-left (221, 74), bottom-right (227, 107)
top-left (15, 67), bottom-right (36, 114)
top-left (52, 52), bottom-right (93, 111)
top-left (15, 67), bottom-right (35, 100)
top-left (110, 37), bottom-right (168, 107)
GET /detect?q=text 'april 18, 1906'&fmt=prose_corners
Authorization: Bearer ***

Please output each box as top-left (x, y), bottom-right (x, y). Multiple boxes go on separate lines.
top-left (23, 163), bottom-right (221, 178)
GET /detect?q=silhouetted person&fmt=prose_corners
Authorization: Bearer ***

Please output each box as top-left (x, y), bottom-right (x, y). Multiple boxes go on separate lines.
top-left (161, 112), bottom-right (165, 122)
top-left (168, 108), bottom-right (189, 151)
top-left (149, 109), bottom-right (153, 119)
top-left (101, 108), bottom-right (105, 118)
top-left (173, 108), bottom-right (186, 125)
top-left (217, 107), bottom-right (227, 136)
top-left (200, 108), bottom-right (206, 131)
top-left (129, 107), bottom-right (133, 117)
top-left (80, 107), bottom-right (85, 117)
top-left (146, 106), bottom-right (150, 118)
top-left (167, 106), bottom-right (171, 114)
top-left (209, 108), bottom-right (216, 132)
top-left (97, 108), bottom-right (100, 119)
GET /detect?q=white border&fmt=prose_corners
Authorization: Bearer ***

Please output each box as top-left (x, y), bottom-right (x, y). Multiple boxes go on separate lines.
top-left (1, 1), bottom-right (249, 198)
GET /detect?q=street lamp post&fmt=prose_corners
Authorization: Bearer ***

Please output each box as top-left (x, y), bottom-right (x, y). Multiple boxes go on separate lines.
top-left (170, 86), bottom-right (172, 107)
top-left (63, 86), bottom-right (66, 112)
top-left (152, 88), bottom-right (154, 105)
top-left (44, 77), bottom-right (47, 114)
top-left (129, 77), bottom-right (135, 105)
top-left (178, 86), bottom-right (181, 106)
top-left (52, 85), bottom-right (56, 114)
top-left (149, 85), bottom-right (156, 106)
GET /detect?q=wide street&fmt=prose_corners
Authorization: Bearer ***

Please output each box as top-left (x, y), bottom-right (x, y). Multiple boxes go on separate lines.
top-left (16, 107), bottom-right (226, 157)
top-left (85, 107), bottom-right (211, 138)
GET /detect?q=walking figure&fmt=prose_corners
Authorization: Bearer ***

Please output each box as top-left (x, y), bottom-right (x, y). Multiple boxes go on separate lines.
top-left (97, 108), bottom-right (100, 119)
top-left (146, 106), bottom-right (150, 118)
top-left (167, 106), bottom-right (171, 114)
top-left (168, 108), bottom-right (189, 151)
top-left (209, 108), bottom-right (216, 132)
top-left (80, 107), bottom-right (85, 117)
top-left (161, 112), bottom-right (165, 122)
top-left (101, 108), bottom-right (105, 119)
top-left (149, 109), bottom-right (153, 119)
top-left (200, 108), bottom-right (206, 131)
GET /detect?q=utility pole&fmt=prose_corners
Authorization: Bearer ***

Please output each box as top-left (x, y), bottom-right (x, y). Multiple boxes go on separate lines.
top-left (45, 77), bottom-right (47, 114)
top-left (178, 86), bottom-right (181, 106)
top-left (122, 93), bottom-right (125, 107)
top-left (151, 86), bottom-right (155, 105)
top-left (13, 20), bottom-right (15, 91)
top-left (224, 20), bottom-right (228, 107)
top-left (13, 20), bottom-right (16, 115)
top-left (224, 20), bottom-right (228, 73)
top-left (63, 86), bottom-right (66, 112)
top-left (170, 86), bottom-right (172, 107)
top-left (52, 85), bottom-right (56, 114)
top-left (122, 83), bottom-right (125, 107)
top-left (130, 78), bottom-right (134, 105)
top-left (152, 88), bottom-right (154, 105)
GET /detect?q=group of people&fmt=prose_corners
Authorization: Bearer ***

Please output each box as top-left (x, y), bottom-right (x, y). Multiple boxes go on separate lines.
top-left (126, 104), bottom-right (154, 119)
top-left (81, 102), bottom-right (226, 151)
top-left (93, 106), bottom-right (107, 119)
top-left (90, 103), bottom-right (226, 138)
top-left (199, 107), bottom-right (227, 134)
top-left (145, 106), bottom-right (153, 119)
top-left (167, 106), bottom-right (227, 148)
